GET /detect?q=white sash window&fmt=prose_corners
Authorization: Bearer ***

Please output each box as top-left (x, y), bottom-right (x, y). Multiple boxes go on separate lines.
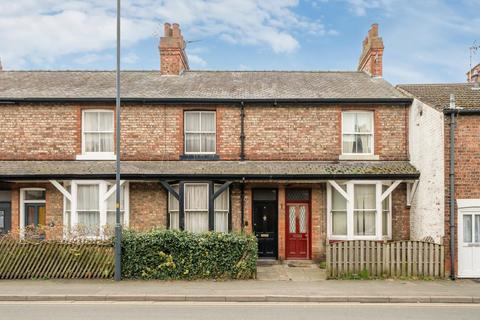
top-left (184, 111), bottom-right (216, 154)
top-left (342, 111), bottom-right (374, 155)
top-left (77, 110), bottom-right (115, 160)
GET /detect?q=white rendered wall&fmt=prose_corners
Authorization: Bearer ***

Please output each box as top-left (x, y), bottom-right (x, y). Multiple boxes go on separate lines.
top-left (408, 98), bottom-right (445, 243)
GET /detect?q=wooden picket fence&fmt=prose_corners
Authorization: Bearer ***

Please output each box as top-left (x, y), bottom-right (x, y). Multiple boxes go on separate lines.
top-left (326, 240), bottom-right (444, 279)
top-left (0, 238), bottom-right (114, 279)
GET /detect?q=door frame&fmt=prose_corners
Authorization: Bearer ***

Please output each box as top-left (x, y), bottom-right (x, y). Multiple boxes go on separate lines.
top-left (252, 188), bottom-right (278, 259)
top-left (285, 189), bottom-right (312, 260)
top-left (0, 202), bottom-right (11, 234)
top-left (457, 199), bottom-right (480, 278)
top-left (19, 188), bottom-right (46, 238)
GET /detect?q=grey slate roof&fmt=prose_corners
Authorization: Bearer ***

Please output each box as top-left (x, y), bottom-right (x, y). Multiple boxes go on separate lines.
top-left (0, 70), bottom-right (408, 101)
top-left (0, 160), bottom-right (419, 180)
top-left (397, 83), bottom-right (480, 111)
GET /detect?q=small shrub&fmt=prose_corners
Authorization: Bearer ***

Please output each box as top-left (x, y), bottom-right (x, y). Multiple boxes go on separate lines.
top-left (121, 229), bottom-right (257, 280)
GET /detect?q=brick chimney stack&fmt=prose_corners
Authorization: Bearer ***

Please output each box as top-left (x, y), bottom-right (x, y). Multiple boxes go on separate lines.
top-left (357, 23), bottom-right (384, 77)
top-left (467, 63), bottom-right (480, 83)
top-left (159, 23), bottom-right (189, 75)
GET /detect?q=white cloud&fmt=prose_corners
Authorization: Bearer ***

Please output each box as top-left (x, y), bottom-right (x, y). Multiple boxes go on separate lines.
top-left (0, 0), bottom-right (330, 69)
top-left (188, 54), bottom-right (207, 67)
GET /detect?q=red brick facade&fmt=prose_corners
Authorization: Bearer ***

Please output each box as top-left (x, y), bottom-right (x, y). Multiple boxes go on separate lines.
top-left (0, 103), bottom-right (408, 161)
top-left (444, 114), bottom-right (480, 275)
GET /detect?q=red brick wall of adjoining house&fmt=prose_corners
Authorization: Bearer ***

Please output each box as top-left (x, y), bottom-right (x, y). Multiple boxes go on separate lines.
top-left (311, 185), bottom-right (326, 261)
top-left (391, 183), bottom-right (410, 240)
top-left (0, 103), bottom-right (408, 161)
top-left (128, 182), bottom-right (167, 231)
top-left (443, 115), bottom-right (480, 276)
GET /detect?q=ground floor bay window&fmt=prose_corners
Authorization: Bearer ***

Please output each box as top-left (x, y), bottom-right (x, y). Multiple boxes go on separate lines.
top-left (327, 181), bottom-right (392, 240)
top-left (63, 180), bottom-right (129, 238)
top-left (168, 182), bottom-right (229, 233)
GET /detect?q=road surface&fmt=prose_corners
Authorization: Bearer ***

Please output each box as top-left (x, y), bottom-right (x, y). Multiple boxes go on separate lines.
top-left (1, 302), bottom-right (479, 320)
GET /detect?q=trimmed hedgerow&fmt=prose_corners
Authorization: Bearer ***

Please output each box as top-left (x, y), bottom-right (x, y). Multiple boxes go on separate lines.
top-left (121, 229), bottom-right (257, 280)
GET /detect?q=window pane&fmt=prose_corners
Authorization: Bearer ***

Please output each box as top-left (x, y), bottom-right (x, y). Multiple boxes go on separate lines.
top-left (0, 211), bottom-right (4, 229)
top-left (299, 205), bottom-right (307, 233)
top-left (356, 113), bottom-right (372, 132)
top-left (253, 189), bottom-right (276, 201)
top-left (98, 112), bottom-right (113, 131)
top-left (332, 211), bottom-right (347, 235)
top-left (77, 185), bottom-right (99, 211)
top-left (106, 211), bottom-right (124, 226)
top-left (214, 212), bottom-right (228, 232)
top-left (289, 206), bottom-right (296, 233)
top-left (168, 185), bottom-right (180, 211)
top-left (84, 133), bottom-right (98, 152)
top-left (475, 215), bottom-right (480, 243)
top-left (202, 133), bottom-right (216, 153)
top-left (185, 112), bottom-right (200, 131)
top-left (77, 211), bottom-right (100, 236)
top-left (354, 211), bottom-right (376, 235)
top-left (464, 215), bottom-right (472, 243)
top-left (99, 133), bottom-right (114, 152)
top-left (107, 185), bottom-right (125, 211)
top-left (170, 211), bottom-right (179, 230)
top-left (342, 113), bottom-right (356, 132)
top-left (332, 187), bottom-right (347, 211)
top-left (185, 184), bottom-right (208, 210)
top-left (84, 112), bottom-right (98, 131)
top-left (214, 185), bottom-right (228, 211)
top-left (286, 189), bottom-right (310, 201)
top-left (354, 185), bottom-right (376, 210)
top-left (24, 190), bottom-right (46, 201)
top-left (342, 134), bottom-right (356, 153)
top-left (355, 134), bottom-right (372, 154)
top-left (185, 212), bottom-right (208, 233)
top-left (201, 112), bottom-right (215, 131)
top-left (382, 211), bottom-right (388, 236)
top-left (185, 133), bottom-right (201, 153)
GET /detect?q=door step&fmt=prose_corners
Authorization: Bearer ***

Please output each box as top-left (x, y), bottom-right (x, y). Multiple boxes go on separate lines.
top-left (257, 259), bottom-right (280, 266)
top-left (284, 260), bottom-right (315, 267)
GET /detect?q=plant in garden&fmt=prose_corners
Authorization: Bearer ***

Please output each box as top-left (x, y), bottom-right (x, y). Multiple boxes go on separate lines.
top-left (121, 228), bottom-right (257, 280)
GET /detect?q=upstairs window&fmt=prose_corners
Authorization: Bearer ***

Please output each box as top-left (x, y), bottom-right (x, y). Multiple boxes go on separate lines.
top-left (342, 111), bottom-right (373, 154)
top-left (184, 111), bottom-right (216, 154)
top-left (81, 110), bottom-right (114, 159)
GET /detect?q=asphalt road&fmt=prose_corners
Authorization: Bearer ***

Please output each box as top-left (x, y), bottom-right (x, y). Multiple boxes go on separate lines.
top-left (1, 302), bottom-right (479, 320)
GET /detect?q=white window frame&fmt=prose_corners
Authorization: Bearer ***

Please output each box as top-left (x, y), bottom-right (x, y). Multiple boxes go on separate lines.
top-left (327, 181), bottom-right (392, 241)
top-left (77, 109), bottom-right (115, 160)
top-left (184, 111), bottom-right (216, 155)
top-left (62, 180), bottom-right (129, 239)
top-left (184, 182), bottom-right (209, 232)
top-left (341, 111), bottom-right (375, 156)
top-left (19, 188), bottom-right (46, 238)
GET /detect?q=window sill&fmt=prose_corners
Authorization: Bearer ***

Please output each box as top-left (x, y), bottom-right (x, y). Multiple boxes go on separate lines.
top-left (76, 153), bottom-right (116, 161)
top-left (180, 154), bottom-right (219, 160)
top-left (339, 154), bottom-right (380, 161)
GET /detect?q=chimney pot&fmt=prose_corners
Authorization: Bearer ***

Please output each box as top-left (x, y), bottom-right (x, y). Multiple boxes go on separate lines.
top-left (164, 23), bottom-right (171, 36)
top-left (172, 23), bottom-right (181, 37)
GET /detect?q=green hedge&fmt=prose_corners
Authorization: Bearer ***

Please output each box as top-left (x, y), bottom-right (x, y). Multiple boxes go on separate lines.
top-left (121, 229), bottom-right (257, 280)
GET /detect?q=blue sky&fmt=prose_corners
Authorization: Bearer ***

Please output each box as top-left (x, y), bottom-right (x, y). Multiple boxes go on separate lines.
top-left (0, 0), bottom-right (479, 84)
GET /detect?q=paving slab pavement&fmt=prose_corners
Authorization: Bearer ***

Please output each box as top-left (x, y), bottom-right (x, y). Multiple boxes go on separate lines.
top-left (0, 278), bottom-right (479, 303)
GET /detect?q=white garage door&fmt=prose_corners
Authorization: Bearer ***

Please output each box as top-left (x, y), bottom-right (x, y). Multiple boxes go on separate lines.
top-left (458, 208), bottom-right (480, 278)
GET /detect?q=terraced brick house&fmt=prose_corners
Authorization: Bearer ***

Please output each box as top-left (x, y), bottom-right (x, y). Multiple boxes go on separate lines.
top-left (399, 77), bottom-right (480, 278)
top-left (0, 23), bottom-right (419, 262)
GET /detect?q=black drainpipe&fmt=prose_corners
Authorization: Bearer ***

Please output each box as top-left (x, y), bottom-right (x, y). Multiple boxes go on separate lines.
top-left (240, 101), bottom-right (245, 161)
top-left (448, 94), bottom-right (456, 280)
top-left (240, 178), bottom-right (245, 233)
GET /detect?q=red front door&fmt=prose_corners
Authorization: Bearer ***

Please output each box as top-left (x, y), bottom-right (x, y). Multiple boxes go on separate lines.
top-left (286, 203), bottom-right (309, 259)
